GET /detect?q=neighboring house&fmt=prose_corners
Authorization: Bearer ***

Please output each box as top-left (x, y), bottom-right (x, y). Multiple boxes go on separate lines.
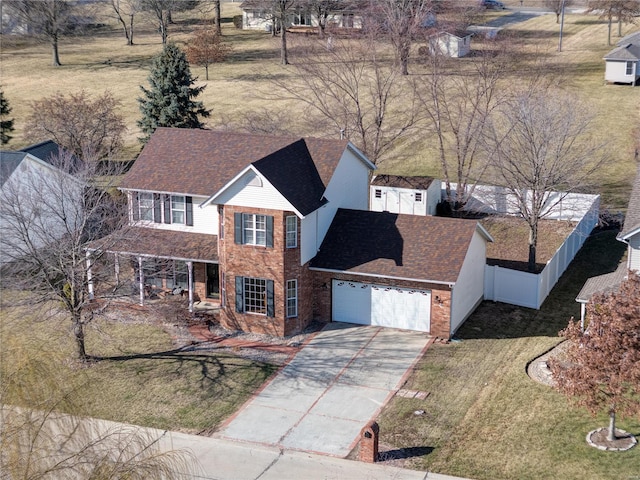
top-left (370, 174), bottom-right (441, 216)
top-left (576, 163), bottom-right (640, 326)
top-left (240, 0), bottom-right (362, 31)
top-left (429, 30), bottom-right (473, 58)
top-left (92, 128), bottom-right (492, 339)
top-left (0, 147), bottom-right (84, 264)
top-left (603, 31), bottom-right (640, 86)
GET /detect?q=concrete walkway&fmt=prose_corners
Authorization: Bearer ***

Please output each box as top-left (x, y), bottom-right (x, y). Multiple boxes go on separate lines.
top-left (217, 323), bottom-right (432, 457)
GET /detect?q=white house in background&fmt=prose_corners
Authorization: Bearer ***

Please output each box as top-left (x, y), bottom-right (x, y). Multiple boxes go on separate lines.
top-left (370, 174), bottom-right (441, 216)
top-left (603, 31), bottom-right (640, 86)
top-left (577, 164), bottom-right (640, 326)
top-left (0, 149), bottom-right (84, 264)
top-left (429, 30), bottom-right (473, 58)
top-left (240, 0), bottom-right (362, 31)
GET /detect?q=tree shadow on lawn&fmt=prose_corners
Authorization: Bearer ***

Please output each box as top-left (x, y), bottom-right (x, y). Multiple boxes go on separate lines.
top-left (90, 345), bottom-right (275, 393)
top-left (457, 230), bottom-right (626, 340)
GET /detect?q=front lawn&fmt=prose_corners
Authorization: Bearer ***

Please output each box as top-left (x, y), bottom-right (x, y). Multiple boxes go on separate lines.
top-left (378, 230), bottom-right (639, 480)
top-left (0, 300), bottom-right (277, 434)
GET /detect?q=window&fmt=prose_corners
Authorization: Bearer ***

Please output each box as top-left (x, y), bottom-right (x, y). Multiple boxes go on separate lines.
top-left (235, 276), bottom-right (274, 316)
top-left (166, 261), bottom-right (188, 290)
top-left (415, 192), bottom-right (422, 202)
top-left (234, 213), bottom-right (274, 247)
top-left (286, 279), bottom-right (297, 317)
top-left (138, 192), bottom-right (154, 221)
top-left (343, 13), bottom-right (354, 28)
top-left (626, 61), bottom-right (633, 75)
top-left (171, 195), bottom-right (185, 224)
top-left (374, 189), bottom-right (382, 199)
top-left (286, 216), bottom-right (297, 248)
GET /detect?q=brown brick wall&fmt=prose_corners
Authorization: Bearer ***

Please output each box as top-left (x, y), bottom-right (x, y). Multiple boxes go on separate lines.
top-left (219, 206), bottom-right (314, 337)
top-left (312, 271), bottom-right (453, 339)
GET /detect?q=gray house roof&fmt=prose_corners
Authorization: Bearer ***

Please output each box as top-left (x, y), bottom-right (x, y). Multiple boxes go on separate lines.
top-left (576, 264), bottom-right (627, 303)
top-left (0, 151), bottom-right (28, 187)
top-left (617, 31), bottom-right (640, 46)
top-left (604, 42), bottom-right (640, 61)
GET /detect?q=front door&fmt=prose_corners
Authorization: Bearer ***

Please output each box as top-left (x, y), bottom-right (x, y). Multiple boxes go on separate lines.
top-left (206, 263), bottom-right (220, 299)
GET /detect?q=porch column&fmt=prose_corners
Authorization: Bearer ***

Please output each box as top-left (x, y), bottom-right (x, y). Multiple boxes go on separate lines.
top-left (580, 303), bottom-right (586, 332)
top-left (138, 256), bottom-right (144, 306)
top-left (86, 251), bottom-right (94, 301)
top-left (187, 261), bottom-right (194, 313)
top-left (114, 253), bottom-right (120, 286)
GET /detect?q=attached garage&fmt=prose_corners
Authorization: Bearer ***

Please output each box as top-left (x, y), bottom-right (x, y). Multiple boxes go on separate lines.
top-left (332, 280), bottom-right (431, 332)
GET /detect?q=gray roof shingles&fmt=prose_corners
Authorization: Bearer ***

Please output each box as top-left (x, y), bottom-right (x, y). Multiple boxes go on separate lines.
top-left (120, 128), bottom-right (351, 206)
top-left (310, 209), bottom-right (481, 284)
top-left (0, 151), bottom-right (27, 187)
top-left (619, 163), bottom-right (640, 239)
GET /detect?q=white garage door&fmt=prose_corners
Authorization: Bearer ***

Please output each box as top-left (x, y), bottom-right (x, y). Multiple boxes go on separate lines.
top-left (332, 280), bottom-right (431, 332)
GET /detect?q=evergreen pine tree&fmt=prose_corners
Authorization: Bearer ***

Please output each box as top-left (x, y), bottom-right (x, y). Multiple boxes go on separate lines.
top-left (137, 43), bottom-right (210, 143)
top-left (0, 89), bottom-right (15, 145)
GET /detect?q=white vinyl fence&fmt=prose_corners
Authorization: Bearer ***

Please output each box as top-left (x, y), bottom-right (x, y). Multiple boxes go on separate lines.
top-left (483, 194), bottom-right (600, 309)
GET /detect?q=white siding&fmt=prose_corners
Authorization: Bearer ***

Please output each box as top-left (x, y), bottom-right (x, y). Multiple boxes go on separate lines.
top-left (426, 179), bottom-right (441, 215)
top-left (317, 148), bottom-right (371, 248)
top-left (213, 169), bottom-right (296, 213)
top-left (450, 230), bottom-right (487, 333)
top-left (605, 59), bottom-right (639, 84)
top-left (370, 181), bottom-right (440, 216)
top-left (628, 233), bottom-right (640, 272)
top-left (301, 210), bottom-right (319, 265)
top-left (130, 194), bottom-right (219, 235)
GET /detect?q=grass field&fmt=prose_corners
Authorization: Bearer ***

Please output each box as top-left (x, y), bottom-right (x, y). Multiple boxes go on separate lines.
top-left (1, 4), bottom-right (638, 207)
top-left (0, 300), bottom-right (277, 434)
top-left (378, 230), bottom-right (639, 479)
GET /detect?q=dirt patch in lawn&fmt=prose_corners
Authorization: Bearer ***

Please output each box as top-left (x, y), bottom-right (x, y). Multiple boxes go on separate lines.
top-left (480, 216), bottom-right (577, 273)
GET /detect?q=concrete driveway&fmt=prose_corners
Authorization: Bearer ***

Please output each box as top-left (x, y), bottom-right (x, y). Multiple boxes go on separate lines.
top-left (217, 323), bottom-right (431, 457)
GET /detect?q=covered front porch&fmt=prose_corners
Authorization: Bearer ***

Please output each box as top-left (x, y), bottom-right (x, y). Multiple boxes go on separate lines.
top-left (87, 227), bottom-right (220, 313)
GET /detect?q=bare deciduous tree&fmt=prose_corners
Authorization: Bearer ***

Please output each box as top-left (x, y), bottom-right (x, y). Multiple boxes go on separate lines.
top-left (111, 0), bottom-right (140, 45)
top-left (418, 48), bottom-right (511, 210)
top-left (369, 0), bottom-right (434, 75)
top-left (0, 150), bottom-right (129, 361)
top-left (3, 0), bottom-right (77, 66)
top-left (550, 272), bottom-right (640, 443)
top-left (24, 90), bottom-right (126, 160)
top-left (297, 0), bottom-right (347, 38)
top-left (488, 89), bottom-right (605, 272)
top-left (139, 0), bottom-right (199, 44)
top-left (545, 0), bottom-right (574, 23)
top-left (587, 0), bottom-right (640, 44)
top-left (273, 36), bottom-right (423, 165)
top-left (185, 26), bottom-right (231, 80)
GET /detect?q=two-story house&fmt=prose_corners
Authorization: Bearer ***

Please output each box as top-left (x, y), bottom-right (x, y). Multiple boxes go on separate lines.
top-left (94, 128), bottom-right (492, 339)
top-left (576, 163), bottom-right (640, 326)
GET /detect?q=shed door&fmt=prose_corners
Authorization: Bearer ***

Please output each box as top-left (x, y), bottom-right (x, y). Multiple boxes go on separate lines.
top-left (332, 280), bottom-right (431, 332)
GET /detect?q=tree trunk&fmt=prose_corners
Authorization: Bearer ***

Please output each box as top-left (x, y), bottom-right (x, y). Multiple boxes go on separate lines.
top-left (129, 14), bottom-right (134, 45)
top-left (205, 64), bottom-right (209, 81)
top-left (556, 13), bottom-right (560, 23)
top-left (607, 18), bottom-right (612, 45)
top-left (528, 225), bottom-right (538, 273)
top-left (72, 312), bottom-right (87, 362)
top-left (281, 22), bottom-right (288, 65)
top-left (214, 0), bottom-right (221, 35)
top-left (52, 36), bottom-right (61, 67)
top-left (607, 410), bottom-right (617, 441)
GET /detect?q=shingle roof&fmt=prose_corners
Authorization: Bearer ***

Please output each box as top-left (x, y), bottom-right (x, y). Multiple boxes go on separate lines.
top-left (19, 140), bottom-right (83, 172)
top-left (0, 151), bottom-right (27, 187)
top-left (604, 43), bottom-right (640, 61)
top-left (310, 209), bottom-right (484, 284)
top-left (576, 264), bottom-right (627, 303)
top-left (371, 174), bottom-right (435, 190)
top-left (120, 128), bottom-right (351, 201)
top-left (253, 139), bottom-right (328, 216)
top-left (89, 227), bottom-right (219, 262)
top-left (619, 163), bottom-right (640, 239)
top-left (617, 31), bottom-right (640, 47)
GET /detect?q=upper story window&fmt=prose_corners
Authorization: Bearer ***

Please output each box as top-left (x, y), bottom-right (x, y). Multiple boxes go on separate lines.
top-left (234, 212), bottom-right (274, 247)
top-left (286, 216), bottom-right (297, 248)
top-left (132, 191), bottom-right (193, 226)
top-left (626, 61), bottom-right (633, 75)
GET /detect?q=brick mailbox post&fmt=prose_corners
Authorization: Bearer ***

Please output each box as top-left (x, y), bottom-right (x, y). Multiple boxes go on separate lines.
top-left (358, 421), bottom-right (379, 463)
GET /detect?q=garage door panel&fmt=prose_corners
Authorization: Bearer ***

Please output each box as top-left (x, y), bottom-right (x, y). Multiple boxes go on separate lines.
top-left (332, 280), bottom-right (430, 333)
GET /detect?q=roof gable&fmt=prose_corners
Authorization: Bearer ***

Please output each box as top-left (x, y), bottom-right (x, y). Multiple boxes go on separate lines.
top-left (253, 139), bottom-right (328, 216)
top-left (0, 151), bottom-right (27, 187)
top-left (604, 43), bottom-right (640, 61)
top-left (310, 209), bottom-right (485, 284)
top-left (120, 128), bottom-right (353, 198)
top-left (19, 140), bottom-right (83, 172)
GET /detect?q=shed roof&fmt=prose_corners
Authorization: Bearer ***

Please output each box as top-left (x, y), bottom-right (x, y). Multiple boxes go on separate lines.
top-left (617, 31), bottom-right (640, 46)
top-left (310, 209), bottom-right (489, 284)
top-left (120, 128), bottom-right (355, 201)
top-left (576, 264), bottom-right (627, 303)
top-left (371, 174), bottom-right (435, 190)
top-left (604, 43), bottom-right (640, 61)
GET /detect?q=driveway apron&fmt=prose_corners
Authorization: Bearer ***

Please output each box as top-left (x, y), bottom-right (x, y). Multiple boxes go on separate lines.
top-left (217, 323), bottom-right (431, 457)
